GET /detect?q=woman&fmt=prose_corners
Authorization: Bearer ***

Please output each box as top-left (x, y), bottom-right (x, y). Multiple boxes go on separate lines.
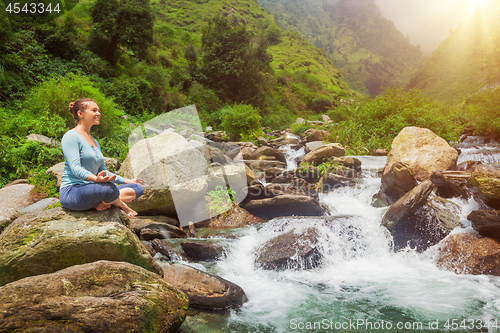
top-left (59, 98), bottom-right (145, 217)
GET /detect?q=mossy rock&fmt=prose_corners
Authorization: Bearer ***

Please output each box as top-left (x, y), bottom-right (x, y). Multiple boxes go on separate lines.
top-left (0, 260), bottom-right (188, 332)
top-left (0, 207), bottom-right (162, 286)
top-left (469, 164), bottom-right (500, 209)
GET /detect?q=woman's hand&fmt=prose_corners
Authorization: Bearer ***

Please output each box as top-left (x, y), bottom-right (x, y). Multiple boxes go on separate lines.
top-left (96, 170), bottom-right (117, 183)
top-left (126, 177), bottom-right (149, 187)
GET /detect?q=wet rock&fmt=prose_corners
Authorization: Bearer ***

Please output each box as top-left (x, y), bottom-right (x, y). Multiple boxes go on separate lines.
top-left (161, 262), bottom-right (248, 311)
top-left (379, 161), bottom-right (418, 203)
top-left (430, 170), bottom-right (471, 199)
top-left (381, 180), bottom-right (435, 230)
top-left (302, 143), bottom-right (346, 166)
top-left (0, 207), bottom-right (162, 286)
top-left (244, 195), bottom-right (325, 220)
top-left (321, 173), bottom-right (356, 190)
top-left (119, 131), bottom-right (208, 217)
top-left (385, 194), bottom-right (461, 252)
top-left (384, 127), bottom-right (458, 181)
top-left (468, 164), bottom-right (500, 209)
top-left (181, 241), bottom-right (226, 261)
top-left (456, 160), bottom-right (482, 172)
top-left (0, 183), bottom-right (36, 233)
top-left (255, 228), bottom-right (321, 270)
top-left (468, 210), bottom-right (500, 239)
top-left (151, 239), bottom-right (188, 261)
top-left (0, 261), bottom-right (188, 332)
top-left (205, 205), bottom-right (266, 228)
top-left (131, 216), bottom-right (186, 240)
top-left (434, 232), bottom-right (500, 276)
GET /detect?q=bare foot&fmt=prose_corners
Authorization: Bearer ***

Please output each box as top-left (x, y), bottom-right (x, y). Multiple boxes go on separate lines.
top-left (120, 201), bottom-right (138, 218)
top-left (95, 201), bottom-right (111, 211)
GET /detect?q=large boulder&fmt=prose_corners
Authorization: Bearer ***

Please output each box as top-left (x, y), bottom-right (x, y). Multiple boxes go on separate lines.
top-left (130, 216), bottom-right (186, 240)
top-left (379, 161), bottom-right (418, 203)
top-left (161, 262), bottom-right (247, 311)
top-left (381, 181), bottom-right (461, 252)
top-left (302, 143), bottom-right (345, 166)
top-left (468, 164), bottom-right (500, 209)
top-left (0, 260), bottom-right (188, 332)
top-left (434, 232), bottom-right (500, 276)
top-left (430, 170), bottom-right (471, 199)
top-left (0, 207), bottom-right (162, 286)
top-left (255, 228), bottom-right (321, 270)
top-left (383, 127), bottom-right (458, 181)
top-left (180, 241), bottom-right (226, 261)
top-left (0, 183), bottom-right (36, 233)
top-left (468, 210), bottom-right (500, 239)
top-left (244, 195), bottom-right (325, 220)
top-left (119, 131), bottom-right (209, 221)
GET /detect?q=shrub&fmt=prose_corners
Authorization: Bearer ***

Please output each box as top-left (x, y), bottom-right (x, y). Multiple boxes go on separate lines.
top-left (221, 104), bottom-right (262, 141)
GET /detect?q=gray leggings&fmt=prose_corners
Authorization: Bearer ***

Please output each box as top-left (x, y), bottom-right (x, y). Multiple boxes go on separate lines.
top-left (59, 183), bottom-right (143, 211)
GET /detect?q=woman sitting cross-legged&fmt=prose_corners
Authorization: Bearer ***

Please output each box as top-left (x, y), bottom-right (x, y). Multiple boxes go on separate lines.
top-left (59, 98), bottom-right (145, 217)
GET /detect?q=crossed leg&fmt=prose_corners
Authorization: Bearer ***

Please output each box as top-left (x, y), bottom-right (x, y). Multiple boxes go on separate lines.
top-left (96, 187), bottom-right (138, 217)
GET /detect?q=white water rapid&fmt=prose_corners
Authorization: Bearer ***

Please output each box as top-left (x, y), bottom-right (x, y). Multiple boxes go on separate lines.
top-left (180, 145), bottom-right (500, 333)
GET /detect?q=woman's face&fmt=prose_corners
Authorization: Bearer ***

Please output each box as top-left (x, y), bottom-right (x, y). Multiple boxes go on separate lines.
top-left (79, 101), bottom-right (101, 126)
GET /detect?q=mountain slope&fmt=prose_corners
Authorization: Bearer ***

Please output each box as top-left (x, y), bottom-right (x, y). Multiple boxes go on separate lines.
top-left (408, 9), bottom-right (500, 104)
top-left (257, 0), bottom-right (424, 96)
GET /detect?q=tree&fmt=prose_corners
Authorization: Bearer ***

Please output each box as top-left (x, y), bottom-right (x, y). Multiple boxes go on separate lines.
top-left (200, 14), bottom-right (271, 106)
top-left (88, 0), bottom-right (153, 66)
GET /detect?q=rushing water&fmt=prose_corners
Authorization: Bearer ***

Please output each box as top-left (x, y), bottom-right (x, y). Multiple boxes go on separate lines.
top-left (179, 148), bottom-right (500, 333)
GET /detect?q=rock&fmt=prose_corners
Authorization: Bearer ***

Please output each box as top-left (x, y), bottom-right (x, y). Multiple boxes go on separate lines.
top-left (295, 166), bottom-right (321, 183)
top-left (329, 156), bottom-right (363, 172)
top-left (130, 216), bottom-right (186, 240)
top-left (205, 126), bottom-right (213, 132)
top-left (160, 262), bottom-right (247, 310)
top-left (46, 158), bottom-right (121, 189)
top-left (456, 160), bottom-right (482, 172)
top-left (188, 221), bottom-right (196, 238)
top-left (205, 205), bottom-right (266, 228)
top-left (180, 241), bottom-right (226, 261)
top-left (372, 148), bottom-right (388, 156)
top-left (264, 166), bottom-right (286, 182)
top-left (197, 144), bottom-right (227, 164)
top-left (321, 173), bottom-right (356, 191)
top-left (468, 210), bottom-right (500, 239)
top-left (301, 129), bottom-right (330, 143)
top-left (302, 143), bottom-right (345, 166)
top-left (25, 133), bottom-right (60, 146)
top-left (119, 131), bottom-right (208, 222)
top-left (434, 232), bottom-right (500, 276)
top-left (379, 161), bottom-right (418, 203)
top-left (255, 228), bottom-right (321, 270)
top-left (244, 195), bottom-right (325, 220)
top-left (151, 239), bottom-right (188, 261)
top-left (0, 183), bottom-right (36, 233)
top-left (245, 160), bottom-right (287, 172)
top-left (0, 207), bottom-right (162, 286)
top-left (249, 146), bottom-right (276, 160)
top-left (371, 191), bottom-right (392, 208)
top-left (381, 180), bottom-right (435, 230)
top-left (321, 114), bottom-right (331, 122)
top-left (468, 164), bottom-right (500, 209)
top-left (296, 117), bottom-right (305, 124)
top-left (383, 188), bottom-right (461, 252)
top-left (305, 141), bottom-right (325, 153)
top-left (2, 179), bottom-right (28, 187)
top-left (0, 261), bottom-right (188, 332)
top-left (256, 136), bottom-right (268, 146)
top-left (268, 137), bottom-right (300, 147)
top-left (383, 127), bottom-right (458, 181)
top-left (17, 197), bottom-right (60, 215)
top-left (430, 170), bottom-right (471, 199)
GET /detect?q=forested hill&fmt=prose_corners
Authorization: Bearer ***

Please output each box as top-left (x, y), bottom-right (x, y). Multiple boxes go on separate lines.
top-left (408, 9), bottom-right (500, 104)
top-left (257, 0), bottom-right (425, 96)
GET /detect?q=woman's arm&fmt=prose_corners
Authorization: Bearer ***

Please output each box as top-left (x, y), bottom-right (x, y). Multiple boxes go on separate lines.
top-left (61, 131), bottom-right (92, 181)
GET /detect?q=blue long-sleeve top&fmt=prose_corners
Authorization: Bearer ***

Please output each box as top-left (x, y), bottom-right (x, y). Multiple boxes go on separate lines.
top-left (60, 129), bottom-right (125, 188)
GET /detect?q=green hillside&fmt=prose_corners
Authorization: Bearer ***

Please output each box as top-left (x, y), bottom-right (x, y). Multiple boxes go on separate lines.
top-left (408, 9), bottom-right (500, 104)
top-left (257, 0), bottom-right (425, 96)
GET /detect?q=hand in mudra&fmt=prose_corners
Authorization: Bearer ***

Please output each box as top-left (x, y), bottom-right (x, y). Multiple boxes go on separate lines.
top-left (96, 170), bottom-right (117, 183)
top-left (132, 178), bottom-right (149, 188)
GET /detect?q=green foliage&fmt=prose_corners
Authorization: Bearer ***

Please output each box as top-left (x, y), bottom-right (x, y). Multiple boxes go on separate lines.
top-left (89, 0), bottom-right (154, 66)
top-left (221, 104), bottom-right (263, 141)
top-left (326, 88), bottom-right (462, 154)
top-left (206, 185), bottom-right (235, 217)
top-left (28, 165), bottom-right (59, 199)
top-left (461, 88), bottom-right (500, 139)
top-left (290, 123), bottom-right (310, 136)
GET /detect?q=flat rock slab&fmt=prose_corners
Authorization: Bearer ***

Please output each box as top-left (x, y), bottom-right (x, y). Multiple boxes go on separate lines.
top-left (0, 260), bottom-right (188, 332)
top-left (0, 207), bottom-right (162, 286)
top-left (18, 197), bottom-right (60, 215)
top-left (434, 232), bottom-right (500, 276)
top-left (0, 184), bottom-right (35, 232)
top-left (161, 262), bottom-right (247, 311)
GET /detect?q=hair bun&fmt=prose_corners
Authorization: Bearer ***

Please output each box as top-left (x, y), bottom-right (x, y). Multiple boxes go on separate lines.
top-left (68, 102), bottom-right (75, 113)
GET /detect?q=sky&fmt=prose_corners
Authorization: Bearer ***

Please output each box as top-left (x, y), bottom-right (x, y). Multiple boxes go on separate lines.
top-left (374, 0), bottom-right (492, 54)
